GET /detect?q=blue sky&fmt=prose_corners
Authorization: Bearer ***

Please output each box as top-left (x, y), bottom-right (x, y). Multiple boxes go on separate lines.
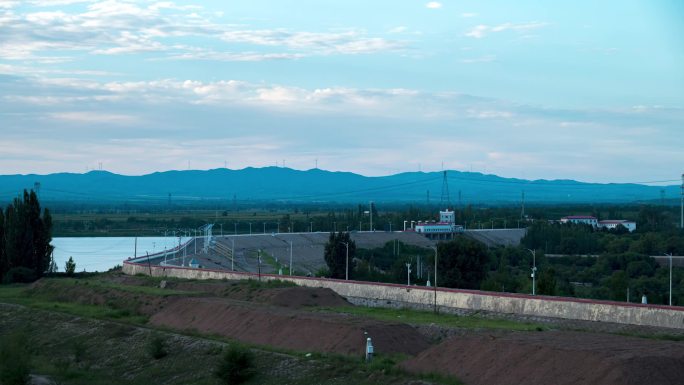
top-left (0, 0), bottom-right (682, 184)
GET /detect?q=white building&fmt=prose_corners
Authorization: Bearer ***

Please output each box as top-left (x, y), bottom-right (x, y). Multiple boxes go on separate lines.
top-left (414, 209), bottom-right (464, 240)
top-left (560, 215), bottom-right (598, 227)
top-left (598, 220), bottom-right (637, 232)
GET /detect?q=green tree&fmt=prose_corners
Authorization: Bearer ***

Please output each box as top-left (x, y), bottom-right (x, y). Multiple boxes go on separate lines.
top-left (65, 256), bottom-right (76, 276)
top-left (1, 190), bottom-right (53, 281)
top-left (437, 237), bottom-right (490, 289)
top-left (607, 270), bottom-right (628, 301)
top-left (537, 267), bottom-right (558, 295)
top-left (215, 345), bottom-right (256, 385)
top-left (324, 232), bottom-right (356, 279)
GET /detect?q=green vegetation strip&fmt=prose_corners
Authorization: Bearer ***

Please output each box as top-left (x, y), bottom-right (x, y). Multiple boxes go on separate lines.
top-left (319, 305), bottom-right (547, 331)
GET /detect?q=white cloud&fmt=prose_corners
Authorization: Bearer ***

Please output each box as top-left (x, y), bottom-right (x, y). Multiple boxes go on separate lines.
top-left (1, 74), bottom-right (682, 180)
top-left (220, 29), bottom-right (404, 55)
top-left (461, 13), bottom-right (477, 18)
top-left (425, 2), bottom-right (442, 9)
top-left (50, 111), bottom-right (139, 124)
top-left (0, 2), bottom-right (404, 62)
top-left (465, 21), bottom-right (548, 38)
top-left (465, 25), bottom-right (488, 39)
top-left (460, 55), bottom-right (496, 64)
top-left (0, 1), bottom-right (18, 8)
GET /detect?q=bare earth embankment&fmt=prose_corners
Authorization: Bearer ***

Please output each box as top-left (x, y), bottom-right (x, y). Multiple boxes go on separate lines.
top-left (9, 274), bottom-right (684, 385)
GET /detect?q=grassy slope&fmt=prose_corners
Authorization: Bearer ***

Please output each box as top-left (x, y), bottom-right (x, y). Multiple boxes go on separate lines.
top-left (318, 306), bottom-right (547, 331)
top-left (0, 276), bottom-right (462, 385)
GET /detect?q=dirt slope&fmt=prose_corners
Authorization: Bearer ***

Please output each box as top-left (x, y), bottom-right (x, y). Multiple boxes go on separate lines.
top-left (401, 330), bottom-right (684, 385)
top-left (150, 297), bottom-right (428, 356)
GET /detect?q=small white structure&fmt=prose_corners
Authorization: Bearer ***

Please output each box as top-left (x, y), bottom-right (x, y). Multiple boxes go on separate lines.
top-left (365, 337), bottom-right (374, 362)
top-left (414, 209), bottom-right (464, 240)
top-left (189, 258), bottom-right (200, 268)
top-left (598, 220), bottom-right (637, 232)
top-left (560, 215), bottom-right (598, 227)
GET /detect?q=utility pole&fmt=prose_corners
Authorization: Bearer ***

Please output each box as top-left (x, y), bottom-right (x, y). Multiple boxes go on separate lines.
top-left (369, 201), bottom-right (373, 232)
top-left (666, 253), bottom-right (673, 306)
top-left (289, 241), bottom-right (293, 275)
top-left (342, 242), bottom-right (349, 280)
top-left (231, 238), bottom-right (235, 271)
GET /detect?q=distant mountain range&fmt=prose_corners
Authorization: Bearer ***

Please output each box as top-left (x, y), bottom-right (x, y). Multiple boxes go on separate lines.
top-left (0, 168), bottom-right (679, 205)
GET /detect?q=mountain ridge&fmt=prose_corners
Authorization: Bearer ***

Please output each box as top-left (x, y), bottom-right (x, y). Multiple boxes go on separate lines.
top-left (0, 167), bottom-right (678, 204)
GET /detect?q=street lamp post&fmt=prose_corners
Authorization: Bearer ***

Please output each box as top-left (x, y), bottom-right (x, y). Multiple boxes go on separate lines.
top-left (431, 246), bottom-right (437, 313)
top-left (666, 253), bottom-right (673, 306)
top-left (341, 242), bottom-right (349, 280)
top-left (527, 248), bottom-right (537, 295)
top-left (289, 241), bottom-right (293, 275)
top-left (257, 249), bottom-right (262, 281)
top-left (406, 261), bottom-right (411, 286)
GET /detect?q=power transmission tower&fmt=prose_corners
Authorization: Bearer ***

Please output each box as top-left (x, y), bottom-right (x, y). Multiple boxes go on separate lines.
top-left (440, 170), bottom-right (451, 209)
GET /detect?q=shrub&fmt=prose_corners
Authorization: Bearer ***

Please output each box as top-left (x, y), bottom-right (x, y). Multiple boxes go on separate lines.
top-left (0, 332), bottom-right (31, 385)
top-left (147, 334), bottom-right (168, 360)
top-left (65, 257), bottom-right (76, 276)
top-left (214, 345), bottom-right (256, 385)
top-left (3, 267), bottom-right (37, 284)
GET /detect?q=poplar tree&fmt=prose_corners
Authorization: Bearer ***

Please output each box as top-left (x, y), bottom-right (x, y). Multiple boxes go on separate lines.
top-left (0, 189), bottom-right (53, 282)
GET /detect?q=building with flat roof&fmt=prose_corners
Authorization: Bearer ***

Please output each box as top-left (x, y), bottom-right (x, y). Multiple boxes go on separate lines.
top-left (560, 215), bottom-right (598, 227)
top-left (413, 209), bottom-right (464, 240)
top-left (598, 220), bottom-right (637, 232)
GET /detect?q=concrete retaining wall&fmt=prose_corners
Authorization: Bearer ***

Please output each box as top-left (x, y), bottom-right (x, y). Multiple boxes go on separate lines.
top-left (123, 261), bottom-right (684, 330)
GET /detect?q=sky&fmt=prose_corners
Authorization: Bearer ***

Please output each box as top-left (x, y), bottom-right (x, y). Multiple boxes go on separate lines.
top-left (0, 0), bottom-right (683, 184)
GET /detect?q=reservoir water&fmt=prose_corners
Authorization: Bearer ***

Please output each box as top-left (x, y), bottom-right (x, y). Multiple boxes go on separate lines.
top-left (51, 236), bottom-right (189, 272)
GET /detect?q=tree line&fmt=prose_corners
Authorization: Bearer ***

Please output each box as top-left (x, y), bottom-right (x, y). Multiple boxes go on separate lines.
top-left (323, 226), bottom-right (683, 306)
top-left (0, 190), bottom-right (54, 283)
